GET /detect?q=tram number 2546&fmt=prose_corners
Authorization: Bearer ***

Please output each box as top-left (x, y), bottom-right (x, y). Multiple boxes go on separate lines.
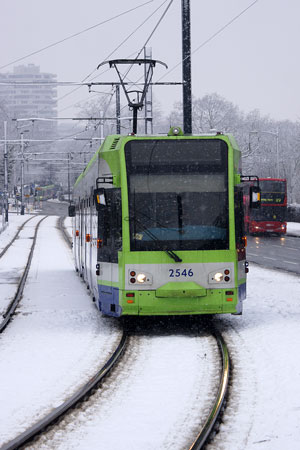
top-left (169, 268), bottom-right (194, 278)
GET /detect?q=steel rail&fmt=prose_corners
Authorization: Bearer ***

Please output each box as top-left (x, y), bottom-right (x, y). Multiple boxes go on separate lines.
top-left (0, 215), bottom-right (35, 259)
top-left (189, 331), bottom-right (230, 450)
top-left (0, 216), bottom-right (47, 333)
top-left (1, 332), bottom-right (128, 450)
top-left (57, 216), bottom-right (72, 249)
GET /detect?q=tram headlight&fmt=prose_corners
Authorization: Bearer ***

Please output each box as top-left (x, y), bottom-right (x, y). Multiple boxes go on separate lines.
top-left (136, 273), bottom-right (147, 283)
top-left (208, 268), bottom-right (231, 285)
top-left (214, 272), bottom-right (224, 282)
top-left (128, 269), bottom-right (153, 285)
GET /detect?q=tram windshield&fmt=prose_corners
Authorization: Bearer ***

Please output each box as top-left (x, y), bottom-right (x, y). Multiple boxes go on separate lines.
top-left (125, 139), bottom-right (229, 251)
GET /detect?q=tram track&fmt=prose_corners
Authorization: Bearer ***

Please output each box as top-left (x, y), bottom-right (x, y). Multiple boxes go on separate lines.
top-left (0, 213), bottom-right (230, 449)
top-left (0, 215), bottom-right (47, 333)
top-left (123, 321), bottom-right (231, 450)
top-left (1, 312), bottom-right (229, 450)
top-left (54, 212), bottom-right (231, 448)
top-left (57, 216), bottom-right (72, 249)
top-left (119, 320), bottom-right (230, 450)
top-left (0, 216), bottom-right (35, 259)
top-left (1, 332), bottom-right (128, 450)
top-left (0, 214), bottom-right (126, 450)
top-left (189, 330), bottom-right (230, 450)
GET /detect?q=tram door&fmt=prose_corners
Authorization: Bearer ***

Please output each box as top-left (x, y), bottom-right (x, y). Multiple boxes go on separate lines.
top-left (79, 199), bottom-right (84, 275)
top-left (90, 199), bottom-right (98, 301)
top-left (73, 204), bottom-right (79, 271)
top-left (84, 197), bottom-right (91, 289)
top-left (97, 188), bottom-right (122, 314)
top-left (88, 191), bottom-right (97, 299)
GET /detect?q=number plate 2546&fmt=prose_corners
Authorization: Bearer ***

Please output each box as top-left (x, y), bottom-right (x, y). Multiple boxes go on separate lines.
top-left (169, 268), bottom-right (194, 278)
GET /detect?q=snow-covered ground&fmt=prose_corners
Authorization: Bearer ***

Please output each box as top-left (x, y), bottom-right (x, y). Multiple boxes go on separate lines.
top-left (285, 221), bottom-right (300, 237)
top-left (0, 214), bottom-right (300, 449)
top-left (0, 215), bottom-right (122, 445)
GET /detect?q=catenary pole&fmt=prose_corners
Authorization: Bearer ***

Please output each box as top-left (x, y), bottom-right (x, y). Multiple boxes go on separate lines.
top-left (116, 85), bottom-right (121, 134)
top-left (4, 121), bottom-right (8, 222)
top-left (20, 132), bottom-right (25, 215)
top-left (182, 0), bottom-right (192, 134)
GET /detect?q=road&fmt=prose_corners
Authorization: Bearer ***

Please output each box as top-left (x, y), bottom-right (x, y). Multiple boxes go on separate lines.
top-left (247, 234), bottom-right (300, 275)
top-left (39, 200), bottom-right (69, 217)
top-left (23, 200), bottom-right (300, 275)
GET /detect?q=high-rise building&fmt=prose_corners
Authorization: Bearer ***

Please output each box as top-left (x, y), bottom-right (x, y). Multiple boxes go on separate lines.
top-left (0, 64), bottom-right (57, 138)
top-left (0, 64), bottom-right (59, 188)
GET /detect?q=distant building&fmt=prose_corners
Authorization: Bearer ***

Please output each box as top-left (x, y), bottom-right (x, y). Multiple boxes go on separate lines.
top-left (0, 64), bottom-right (57, 138)
top-left (0, 64), bottom-right (59, 188)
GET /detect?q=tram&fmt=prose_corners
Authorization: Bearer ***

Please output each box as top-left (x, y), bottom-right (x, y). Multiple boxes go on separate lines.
top-left (69, 127), bottom-right (260, 317)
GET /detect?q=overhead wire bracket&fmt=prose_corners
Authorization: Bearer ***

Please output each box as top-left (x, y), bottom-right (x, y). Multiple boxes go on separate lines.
top-left (97, 58), bottom-right (167, 134)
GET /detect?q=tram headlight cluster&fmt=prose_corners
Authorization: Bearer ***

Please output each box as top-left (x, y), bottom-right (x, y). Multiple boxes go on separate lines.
top-left (209, 268), bottom-right (231, 284)
top-left (129, 270), bottom-right (153, 285)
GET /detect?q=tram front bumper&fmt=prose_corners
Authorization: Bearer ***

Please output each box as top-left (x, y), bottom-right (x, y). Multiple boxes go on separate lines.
top-left (155, 281), bottom-right (207, 298)
top-left (121, 287), bottom-right (238, 315)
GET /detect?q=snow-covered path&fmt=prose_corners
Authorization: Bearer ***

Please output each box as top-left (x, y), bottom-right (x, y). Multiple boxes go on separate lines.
top-left (0, 214), bottom-right (299, 449)
top-left (207, 264), bottom-right (300, 450)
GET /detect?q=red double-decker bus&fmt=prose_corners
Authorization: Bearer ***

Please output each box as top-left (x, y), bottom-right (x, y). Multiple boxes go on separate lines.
top-left (244, 178), bottom-right (287, 235)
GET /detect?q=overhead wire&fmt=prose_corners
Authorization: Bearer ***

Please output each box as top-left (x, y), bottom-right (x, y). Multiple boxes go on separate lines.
top-left (0, 1), bottom-right (154, 71)
top-left (9, 0), bottom-right (260, 142)
top-left (57, 0), bottom-right (171, 108)
top-left (114, 0), bottom-right (260, 129)
top-left (136, 0), bottom-right (174, 60)
top-left (120, 0), bottom-right (173, 86)
top-left (110, 0), bottom-right (174, 127)
top-left (0, 1), bottom-right (173, 116)
top-left (84, 0), bottom-right (171, 82)
top-left (67, 0), bottom-right (174, 118)
top-left (157, 0), bottom-right (260, 81)
top-left (58, 86), bottom-right (115, 158)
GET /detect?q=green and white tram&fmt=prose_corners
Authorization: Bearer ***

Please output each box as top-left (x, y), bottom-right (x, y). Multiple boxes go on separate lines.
top-left (70, 127), bottom-right (259, 317)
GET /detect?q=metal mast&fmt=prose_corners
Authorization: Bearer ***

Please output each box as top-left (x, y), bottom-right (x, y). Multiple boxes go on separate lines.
top-left (115, 84), bottom-right (121, 134)
top-left (144, 47), bottom-right (153, 135)
top-left (182, 0), bottom-right (192, 134)
top-left (4, 121), bottom-right (8, 222)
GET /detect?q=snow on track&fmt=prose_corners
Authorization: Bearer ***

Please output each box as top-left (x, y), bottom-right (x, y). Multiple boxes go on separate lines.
top-left (207, 265), bottom-right (300, 450)
top-left (0, 215), bottom-right (44, 315)
top-left (0, 216), bottom-right (121, 446)
top-left (0, 217), bottom-right (299, 449)
top-left (30, 331), bottom-right (221, 450)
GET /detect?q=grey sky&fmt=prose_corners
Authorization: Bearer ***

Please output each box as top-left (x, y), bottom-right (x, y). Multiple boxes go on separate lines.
top-left (1, 0), bottom-right (299, 121)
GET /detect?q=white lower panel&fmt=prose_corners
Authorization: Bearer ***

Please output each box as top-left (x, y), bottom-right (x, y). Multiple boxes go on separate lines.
top-left (125, 262), bottom-right (235, 290)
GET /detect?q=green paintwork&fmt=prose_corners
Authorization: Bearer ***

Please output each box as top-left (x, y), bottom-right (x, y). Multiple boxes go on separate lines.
top-left (119, 288), bottom-right (237, 315)
top-left (75, 131), bottom-right (245, 316)
top-left (155, 281), bottom-right (207, 298)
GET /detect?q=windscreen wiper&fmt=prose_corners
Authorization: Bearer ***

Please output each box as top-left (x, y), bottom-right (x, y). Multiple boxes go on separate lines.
top-left (163, 247), bottom-right (182, 263)
top-left (126, 215), bottom-right (182, 263)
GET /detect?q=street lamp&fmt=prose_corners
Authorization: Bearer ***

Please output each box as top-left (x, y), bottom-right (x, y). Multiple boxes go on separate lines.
top-left (249, 129), bottom-right (279, 178)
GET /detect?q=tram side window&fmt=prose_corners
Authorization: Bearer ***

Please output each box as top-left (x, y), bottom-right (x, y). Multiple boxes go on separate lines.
top-left (235, 187), bottom-right (245, 245)
top-left (97, 188), bottom-right (122, 263)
